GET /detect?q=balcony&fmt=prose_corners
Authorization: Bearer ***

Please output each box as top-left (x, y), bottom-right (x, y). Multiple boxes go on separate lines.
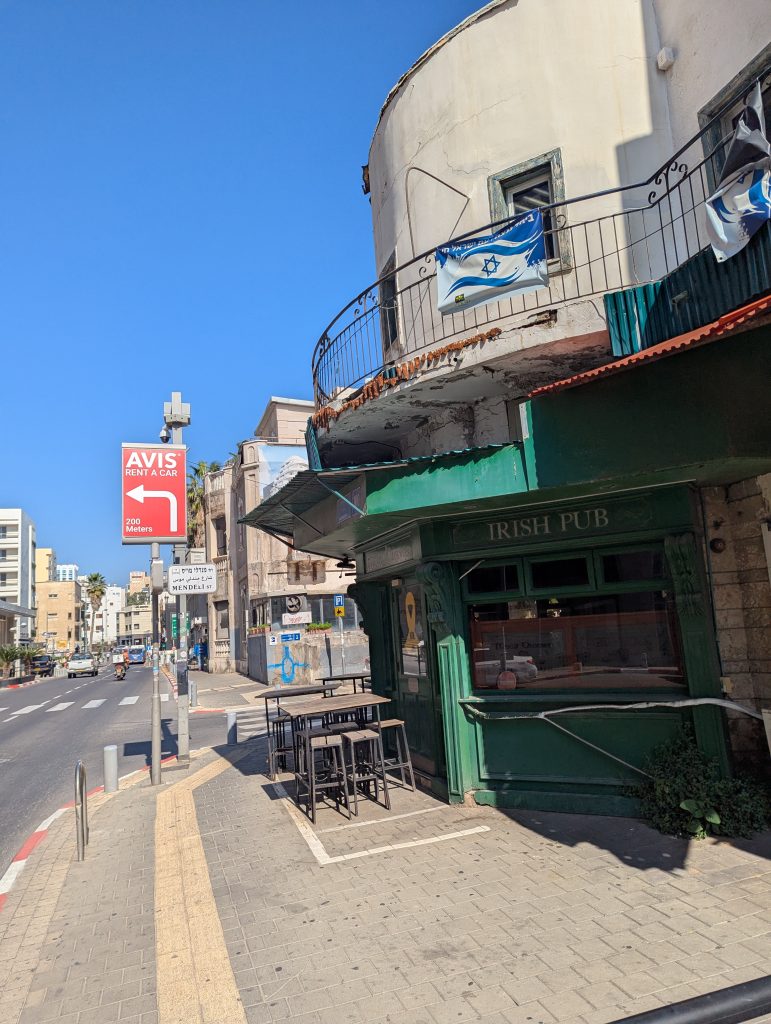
top-left (311, 74), bottom-right (771, 424)
top-left (213, 555), bottom-right (229, 601)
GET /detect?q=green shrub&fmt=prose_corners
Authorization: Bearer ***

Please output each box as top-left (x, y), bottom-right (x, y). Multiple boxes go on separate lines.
top-left (636, 727), bottom-right (768, 840)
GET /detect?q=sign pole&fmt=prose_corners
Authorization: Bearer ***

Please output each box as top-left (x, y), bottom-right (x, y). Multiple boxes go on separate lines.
top-left (166, 393), bottom-right (191, 767)
top-left (339, 614), bottom-right (346, 675)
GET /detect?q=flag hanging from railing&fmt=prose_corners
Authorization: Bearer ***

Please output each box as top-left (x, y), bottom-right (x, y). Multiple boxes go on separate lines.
top-left (435, 209), bottom-right (548, 315)
top-left (706, 82), bottom-right (771, 263)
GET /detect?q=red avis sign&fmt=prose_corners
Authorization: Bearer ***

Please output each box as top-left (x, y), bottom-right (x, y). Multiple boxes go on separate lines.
top-left (121, 444), bottom-right (187, 544)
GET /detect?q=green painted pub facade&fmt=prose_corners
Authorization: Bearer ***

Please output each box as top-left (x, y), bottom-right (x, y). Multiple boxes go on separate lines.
top-left (245, 318), bottom-right (771, 815)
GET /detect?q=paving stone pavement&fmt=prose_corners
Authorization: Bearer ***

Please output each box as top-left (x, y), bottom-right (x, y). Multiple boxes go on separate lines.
top-left (195, 735), bottom-right (771, 1024)
top-left (1, 728), bottom-right (769, 1024)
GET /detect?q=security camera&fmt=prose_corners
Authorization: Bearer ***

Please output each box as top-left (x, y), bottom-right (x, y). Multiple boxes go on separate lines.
top-left (159, 426), bottom-right (170, 443)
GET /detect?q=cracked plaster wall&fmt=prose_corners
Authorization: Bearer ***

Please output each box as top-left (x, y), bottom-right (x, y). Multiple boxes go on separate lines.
top-left (369, 0), bottom-right (672, 272)
top-left (397, 397), bottom-right (509, 458)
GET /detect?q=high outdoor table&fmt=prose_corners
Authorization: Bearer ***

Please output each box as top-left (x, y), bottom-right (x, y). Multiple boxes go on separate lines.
top-left (319, 672), bottom-right (371, 694)
top-left (258, 681), bottom-right (341, 719)
top-left (260, 682), bottom-right (341, 778)
top-left (281, 693), bottom-right (391, 791)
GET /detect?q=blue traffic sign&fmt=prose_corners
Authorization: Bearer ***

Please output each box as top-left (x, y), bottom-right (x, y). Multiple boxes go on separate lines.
top-left (333, 594), bottom-right (345, 607)
top-left (280, 632), bottom-right (301, 642)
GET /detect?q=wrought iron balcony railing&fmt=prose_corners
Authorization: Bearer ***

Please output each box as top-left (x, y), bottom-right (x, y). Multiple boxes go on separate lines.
top-left (311, 68), bottom-right (770, 410)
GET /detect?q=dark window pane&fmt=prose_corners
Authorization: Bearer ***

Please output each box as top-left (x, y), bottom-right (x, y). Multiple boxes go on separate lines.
top-left (530, 557), bottom-right (589, 590)
top-left (466, 563), bottom-right (519, 594)
top-left (602, 550), bottom-right (665, 583)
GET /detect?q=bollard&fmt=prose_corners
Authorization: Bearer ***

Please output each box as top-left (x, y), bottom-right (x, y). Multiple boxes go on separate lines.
top-left (103, 744), bottom-right (118, 794)
top-left (227, 711), bottom-right (238, 745)
top-left (151, 646), bottom-right (162, 785)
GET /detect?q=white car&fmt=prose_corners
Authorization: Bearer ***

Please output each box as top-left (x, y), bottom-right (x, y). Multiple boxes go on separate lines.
top-left (67, 653), bottom-right (97, 678)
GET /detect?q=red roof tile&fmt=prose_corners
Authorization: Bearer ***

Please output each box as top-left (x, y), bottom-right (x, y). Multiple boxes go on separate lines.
top-left (528, 294), bottom-right (771, 398)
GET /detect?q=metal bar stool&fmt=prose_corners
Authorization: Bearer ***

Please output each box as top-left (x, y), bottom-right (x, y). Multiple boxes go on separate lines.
top-left (371, 719), bottom-right (416, 791)
top-left (267, 708), bottom-right (292, 779)
top-left (342, 729), bottom-right (391, 816)
top-left (304, 734), bottom-right (351, 823)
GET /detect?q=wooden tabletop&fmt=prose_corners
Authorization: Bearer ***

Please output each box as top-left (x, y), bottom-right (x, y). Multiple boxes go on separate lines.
top-left (280, 693), bottom-right (390, 719)
top-left (258, 682), bottom-right (341, 701)
top-left (320, 673), bottom-right (371, 682)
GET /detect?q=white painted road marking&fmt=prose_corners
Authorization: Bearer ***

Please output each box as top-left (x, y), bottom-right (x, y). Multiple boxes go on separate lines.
top-left (119, 696), bottom-right (139, 706)
top-left (10, 705), bottom-right (45, 716)
top-left (82, 699), bottom-right (106, 709)
top-left (45, 703), bottom-right (74, 713)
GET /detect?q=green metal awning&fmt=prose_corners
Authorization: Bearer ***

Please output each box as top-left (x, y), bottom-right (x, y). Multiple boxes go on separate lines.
top-left (238, 444), bottom-right (511, 555)
top-left (239, 469), bottom-right (361, 538)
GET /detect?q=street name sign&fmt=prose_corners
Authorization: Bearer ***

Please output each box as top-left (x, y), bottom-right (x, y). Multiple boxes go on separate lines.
top-left (168, 563), bottom-right (217, 594)
top-left (280, 632), bottom-right (301, 642)
top-left (121, 443), bottom-right (187, 544)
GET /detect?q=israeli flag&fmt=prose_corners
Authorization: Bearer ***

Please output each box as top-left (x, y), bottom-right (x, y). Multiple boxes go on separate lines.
top-left (706, 82), bottom-right (771, 263)
top-left (435, 209), bottom-right (548, 315)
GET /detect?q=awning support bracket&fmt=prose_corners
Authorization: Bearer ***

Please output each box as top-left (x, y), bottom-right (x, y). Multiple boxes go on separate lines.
top-left (316, 476), bottom-right (367, 517)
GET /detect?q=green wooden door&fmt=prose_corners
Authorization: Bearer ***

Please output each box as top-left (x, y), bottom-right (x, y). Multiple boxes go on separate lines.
top-left (391, 582), bottom-right (446, 779)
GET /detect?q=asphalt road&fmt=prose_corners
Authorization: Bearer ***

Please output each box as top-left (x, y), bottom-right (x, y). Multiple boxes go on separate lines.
top-left (0, 663), bottom-right (227, 875)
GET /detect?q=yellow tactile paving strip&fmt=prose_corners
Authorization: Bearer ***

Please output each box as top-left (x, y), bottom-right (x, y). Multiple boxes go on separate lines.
top-left (155, 751), bottom-right (251, 1024)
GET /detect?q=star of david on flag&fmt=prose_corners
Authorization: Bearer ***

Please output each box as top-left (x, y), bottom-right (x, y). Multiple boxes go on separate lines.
top-left (706, 81), bottom-right (771, 263)
top-left (435, 209), bottom-right (549, 315)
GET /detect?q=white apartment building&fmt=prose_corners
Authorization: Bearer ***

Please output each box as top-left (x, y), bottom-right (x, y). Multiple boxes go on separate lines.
top-left (0, 508), bottom-right (36, 643)
top-left (55, 563), bottom-right (79, 582)
top-left (82, 584), bottom-right (125, 646)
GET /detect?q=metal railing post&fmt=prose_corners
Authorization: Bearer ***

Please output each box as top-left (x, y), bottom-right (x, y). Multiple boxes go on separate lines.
top-left (74, 760), bottom-right (89, 861)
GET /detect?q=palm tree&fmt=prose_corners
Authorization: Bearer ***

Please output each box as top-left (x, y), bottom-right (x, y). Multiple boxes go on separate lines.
top-left (85, 573), bottom-right (107, 652)
top-left (187, 460), bottom-right (221, 547)
top-left (0, 644), bottom-right (16, 678)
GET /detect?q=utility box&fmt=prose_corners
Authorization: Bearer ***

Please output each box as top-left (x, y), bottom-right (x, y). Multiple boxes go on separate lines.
top-left (176, 660), bottom-right (189, 697)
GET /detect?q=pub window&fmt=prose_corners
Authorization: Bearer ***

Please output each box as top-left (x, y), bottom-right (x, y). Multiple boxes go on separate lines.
top-left (466, 562), bottom-right (520, 595)
top-left (601, 549), bottom-right (666, 584)
top-left (529, 556), bottom-right (590, 591)
top-left (469, 590), bottom-right (684, 692)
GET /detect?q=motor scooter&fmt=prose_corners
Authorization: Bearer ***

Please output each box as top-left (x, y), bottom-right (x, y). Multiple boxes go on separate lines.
top-left (114, 662), bottom-right (126, 681)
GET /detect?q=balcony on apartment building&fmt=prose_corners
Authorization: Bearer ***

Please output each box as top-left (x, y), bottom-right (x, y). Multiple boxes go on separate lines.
top-left (311, 77), bottom-right (771, 465)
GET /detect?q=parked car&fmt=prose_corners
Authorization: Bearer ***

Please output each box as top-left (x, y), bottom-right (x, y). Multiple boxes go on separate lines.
top-left (31, 654), bottom-right (55, 677)
top-left (67, 653), bottom-right (97, 678)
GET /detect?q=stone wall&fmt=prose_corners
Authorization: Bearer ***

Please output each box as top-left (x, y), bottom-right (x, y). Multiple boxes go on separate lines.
top-left (701, 476), bottom-right (771, 772)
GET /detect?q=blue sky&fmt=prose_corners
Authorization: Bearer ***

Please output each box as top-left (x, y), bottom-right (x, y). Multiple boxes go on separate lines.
top-left (0, 0), bottom-right (483, 583)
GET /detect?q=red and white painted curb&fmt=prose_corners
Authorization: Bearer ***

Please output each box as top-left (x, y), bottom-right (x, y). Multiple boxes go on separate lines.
top-left (0, 754), bottom-right (179, 914)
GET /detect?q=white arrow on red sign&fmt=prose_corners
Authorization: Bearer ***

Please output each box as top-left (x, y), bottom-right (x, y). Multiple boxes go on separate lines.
top-left (125, 485), bottom-right (179, 532)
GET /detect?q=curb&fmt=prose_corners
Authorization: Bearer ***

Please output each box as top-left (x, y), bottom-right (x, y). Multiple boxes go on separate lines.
top-left (0, 753), bottom-right (179, 914)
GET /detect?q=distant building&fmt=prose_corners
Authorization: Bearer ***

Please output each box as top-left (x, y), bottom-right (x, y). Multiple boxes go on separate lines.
top-left (35, 547), bottom-right (56, 584)
top-left (82, 584), bottom-right (124, 647)
top-left (203, 397), bottom-right (367, 679)
top-left (0, 508), bottom-right (37, 643)
top-left (128, 571), bottom-right (151, 596)
top-left (55, 563), bottom-right (79, 582)
top-left (117, 605), bottom-right (152, 647)
top-left (36, 580), bottom-right (83, 653)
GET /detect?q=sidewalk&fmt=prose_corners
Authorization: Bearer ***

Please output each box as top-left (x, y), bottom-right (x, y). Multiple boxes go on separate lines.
top-left (1, 727), bottom-right (770, 1024)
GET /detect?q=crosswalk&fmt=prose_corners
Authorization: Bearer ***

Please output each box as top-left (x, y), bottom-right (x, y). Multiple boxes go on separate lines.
top-left (2, 692), bottom-right (171, 722)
